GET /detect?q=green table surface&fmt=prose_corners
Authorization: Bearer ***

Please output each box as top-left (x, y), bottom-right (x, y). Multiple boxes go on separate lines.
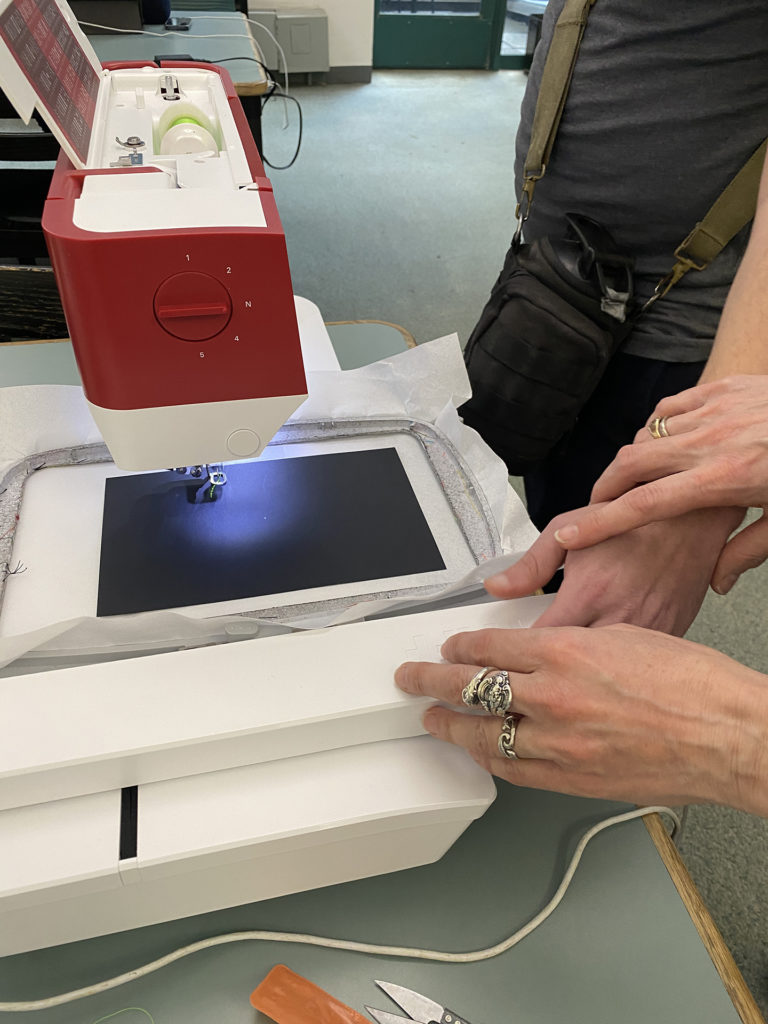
top-left (0, 339), bottom-right (80, 385)
top-left (0, 329), bottom-right (751, 1024)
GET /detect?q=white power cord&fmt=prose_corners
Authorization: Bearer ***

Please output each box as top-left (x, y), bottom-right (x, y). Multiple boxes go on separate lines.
top-left (0, 806), bottom-right (679, 1013)
top-left (177, 14), bottom-right (292, 123)
top-left (245, 15), bottom-right (289, 96)
top-left (78, 22), bottom-right (256, 40)
top-left (201, 15), bottom-right (291, 124)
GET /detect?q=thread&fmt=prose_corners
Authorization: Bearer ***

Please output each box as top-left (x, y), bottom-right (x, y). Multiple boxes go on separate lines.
top-left (159, 120), bottom-right (218, 155)
top-left (168, 116), bottom-right (203, 128)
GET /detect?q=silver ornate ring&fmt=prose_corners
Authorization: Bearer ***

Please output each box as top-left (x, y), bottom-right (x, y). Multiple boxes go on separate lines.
top-left (498, 713), bottom-right (522, 760)
top-left (477, 669), bottom-right (514, 717)
top-left (462, 666), bottom-right (493, 708)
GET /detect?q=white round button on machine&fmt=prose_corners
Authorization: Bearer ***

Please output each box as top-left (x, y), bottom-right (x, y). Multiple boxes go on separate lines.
top-left (227, 428), bottom-right (261, 458)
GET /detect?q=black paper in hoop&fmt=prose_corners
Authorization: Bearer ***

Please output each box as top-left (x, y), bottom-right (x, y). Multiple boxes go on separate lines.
top-left (97, 448), bottom-right (446, 616)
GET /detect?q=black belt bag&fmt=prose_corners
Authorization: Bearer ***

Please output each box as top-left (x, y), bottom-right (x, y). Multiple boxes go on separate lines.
top-left (457, 0), bottom-right (765, 478)
top-left (459, 213), bottom-right (634, 475)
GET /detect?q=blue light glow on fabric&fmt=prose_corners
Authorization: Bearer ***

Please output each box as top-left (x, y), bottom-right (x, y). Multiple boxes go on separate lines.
top-left (98, 449), bottom-right (445, 616)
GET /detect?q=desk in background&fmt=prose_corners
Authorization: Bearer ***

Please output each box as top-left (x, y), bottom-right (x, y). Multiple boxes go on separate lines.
top-left (90, 11), bottom-right (270, 151)
top-left (0, 328), bottom-right (763, 1024)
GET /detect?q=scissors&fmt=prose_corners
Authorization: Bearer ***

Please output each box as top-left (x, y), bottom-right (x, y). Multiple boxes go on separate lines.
top-left (365, 980), bottom-right (473, 1024)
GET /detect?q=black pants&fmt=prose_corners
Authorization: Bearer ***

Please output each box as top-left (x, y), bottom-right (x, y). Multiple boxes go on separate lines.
top-left (523, 352), bottom-right (707, 533)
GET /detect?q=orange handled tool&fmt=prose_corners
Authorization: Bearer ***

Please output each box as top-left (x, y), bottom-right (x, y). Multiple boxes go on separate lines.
top-left (250, 965), bottom-right (372, 1024)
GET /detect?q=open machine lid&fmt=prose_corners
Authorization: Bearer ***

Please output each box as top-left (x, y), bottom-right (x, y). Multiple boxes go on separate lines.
top-left (0, 0), bottom-right (104, 168)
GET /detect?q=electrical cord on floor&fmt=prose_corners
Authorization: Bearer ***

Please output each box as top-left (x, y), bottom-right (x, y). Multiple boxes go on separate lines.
top-left (0, 805), bottom-right (679, 1013)
top-left (678, 803), bottom-right (691, 843)
top-left (259, 88), bottom-right (303, 169)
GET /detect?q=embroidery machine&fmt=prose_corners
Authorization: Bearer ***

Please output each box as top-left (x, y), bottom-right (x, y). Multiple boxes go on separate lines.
top-left (0, 0), bottom-right (545, 956)
top-left (1, 0), bottom-right (307, 472)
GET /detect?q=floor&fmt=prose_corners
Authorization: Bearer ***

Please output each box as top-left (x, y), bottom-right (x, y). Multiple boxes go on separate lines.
top-left (500, 16), bottom-right (529, 57)
top-left (501, 3), bottom-right (542, 57)
top-left (264, 69), bottom-right (768, 1018)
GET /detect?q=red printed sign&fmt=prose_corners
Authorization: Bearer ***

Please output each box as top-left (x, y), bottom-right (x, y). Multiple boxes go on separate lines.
top-left (0, 0), bottom-right (100, 164)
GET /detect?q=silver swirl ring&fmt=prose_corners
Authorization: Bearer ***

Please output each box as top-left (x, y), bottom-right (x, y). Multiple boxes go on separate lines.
top-left (498, 713), bottom-right (522, 759)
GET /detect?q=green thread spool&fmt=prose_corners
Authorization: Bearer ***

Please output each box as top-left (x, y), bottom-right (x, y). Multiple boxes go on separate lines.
top-left (159, 115), bottom-right (218, 155)
top-left (168, 116), bottom-right (204, 129)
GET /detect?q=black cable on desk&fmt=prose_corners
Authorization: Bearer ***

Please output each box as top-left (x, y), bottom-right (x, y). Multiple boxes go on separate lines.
top-left (208, 53), bottom-right (271, 76)
top-left (209, 58), bottom-right (303, 169)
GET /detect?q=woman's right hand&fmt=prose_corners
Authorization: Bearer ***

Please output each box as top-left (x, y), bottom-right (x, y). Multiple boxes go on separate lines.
top-left (396, 622), bottom-right (768, 815)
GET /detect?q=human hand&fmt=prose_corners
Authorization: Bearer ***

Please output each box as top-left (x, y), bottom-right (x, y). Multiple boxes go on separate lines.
top-left (395, 624), bottom-right (768, 814)
top-left (484, 505), bottom-right (744, 634)
top-left (550, 377), bottom-right (768, 574)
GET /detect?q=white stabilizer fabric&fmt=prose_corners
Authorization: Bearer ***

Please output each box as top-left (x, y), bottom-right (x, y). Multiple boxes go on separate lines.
top-left (0, 335), bottom-right (539, 667)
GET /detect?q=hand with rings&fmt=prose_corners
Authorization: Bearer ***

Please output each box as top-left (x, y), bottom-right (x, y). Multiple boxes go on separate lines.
top-left (543, 375), bottom-right (768, 594)
top-left (398, 655), bottom-right (528, 767)
top-left (395, 623), bottom-right (768, 814)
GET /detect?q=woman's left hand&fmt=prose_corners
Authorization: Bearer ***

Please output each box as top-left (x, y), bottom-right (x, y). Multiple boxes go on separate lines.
top-left (484, 504), bottom-right (745, 633)
top-left (395, 624), bottom-right (768, 814)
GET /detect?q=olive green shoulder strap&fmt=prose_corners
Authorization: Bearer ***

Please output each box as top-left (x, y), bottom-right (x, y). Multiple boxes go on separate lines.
top-left (516, 0), bottom-right (766, 300)
top-left (645, 139), bottom-right (768, 308)
top-left (515, 0), bottom-right (597, 238)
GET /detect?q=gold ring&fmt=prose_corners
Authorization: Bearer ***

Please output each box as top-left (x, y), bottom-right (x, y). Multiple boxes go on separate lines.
top-left (647, 416), bottom-right (670, 439)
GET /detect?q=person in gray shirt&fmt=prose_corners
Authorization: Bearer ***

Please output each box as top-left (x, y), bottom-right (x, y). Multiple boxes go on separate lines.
top-left (393, 149), bottom-right (768, 815)
top-left (513, 0), bottom-right (767, 534)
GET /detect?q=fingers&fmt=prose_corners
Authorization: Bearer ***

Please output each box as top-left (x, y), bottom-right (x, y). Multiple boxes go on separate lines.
top-left (421, 704), bottom-right (536, 763)
top-left (647, 380), bottom-right (716, 421)
top-left (553, 472), bottom-right (720, 550)
top-left (711, 512), bottom-right (768, 594)
top-left (396, 656), bottom-right (533, 709)
top-left (634, 410), bottom-right (702, 447)
top-left (631, 391), bottom-right (709, 447)
top-left (484, 504), bottom-right (621, 596)
top-left (483, 530), bottom-right (565, 598)
top-left (591, 442), bottom-right (687, 503)
top-left (635, 378), bottom-right (762, 451)
top-left (532, 590), bottom-right (597, 627)
top-left (394, 660), bottom-right (485, 706)
top-left (439, 626), bottom-right (544, 674)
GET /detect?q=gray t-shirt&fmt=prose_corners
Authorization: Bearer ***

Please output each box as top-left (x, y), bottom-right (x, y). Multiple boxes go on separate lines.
top-left (515, 0), bottom-right (768, 362)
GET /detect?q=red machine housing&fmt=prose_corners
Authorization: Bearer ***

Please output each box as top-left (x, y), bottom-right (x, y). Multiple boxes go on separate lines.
top-left (41, 62), bottom-right (306, 415)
